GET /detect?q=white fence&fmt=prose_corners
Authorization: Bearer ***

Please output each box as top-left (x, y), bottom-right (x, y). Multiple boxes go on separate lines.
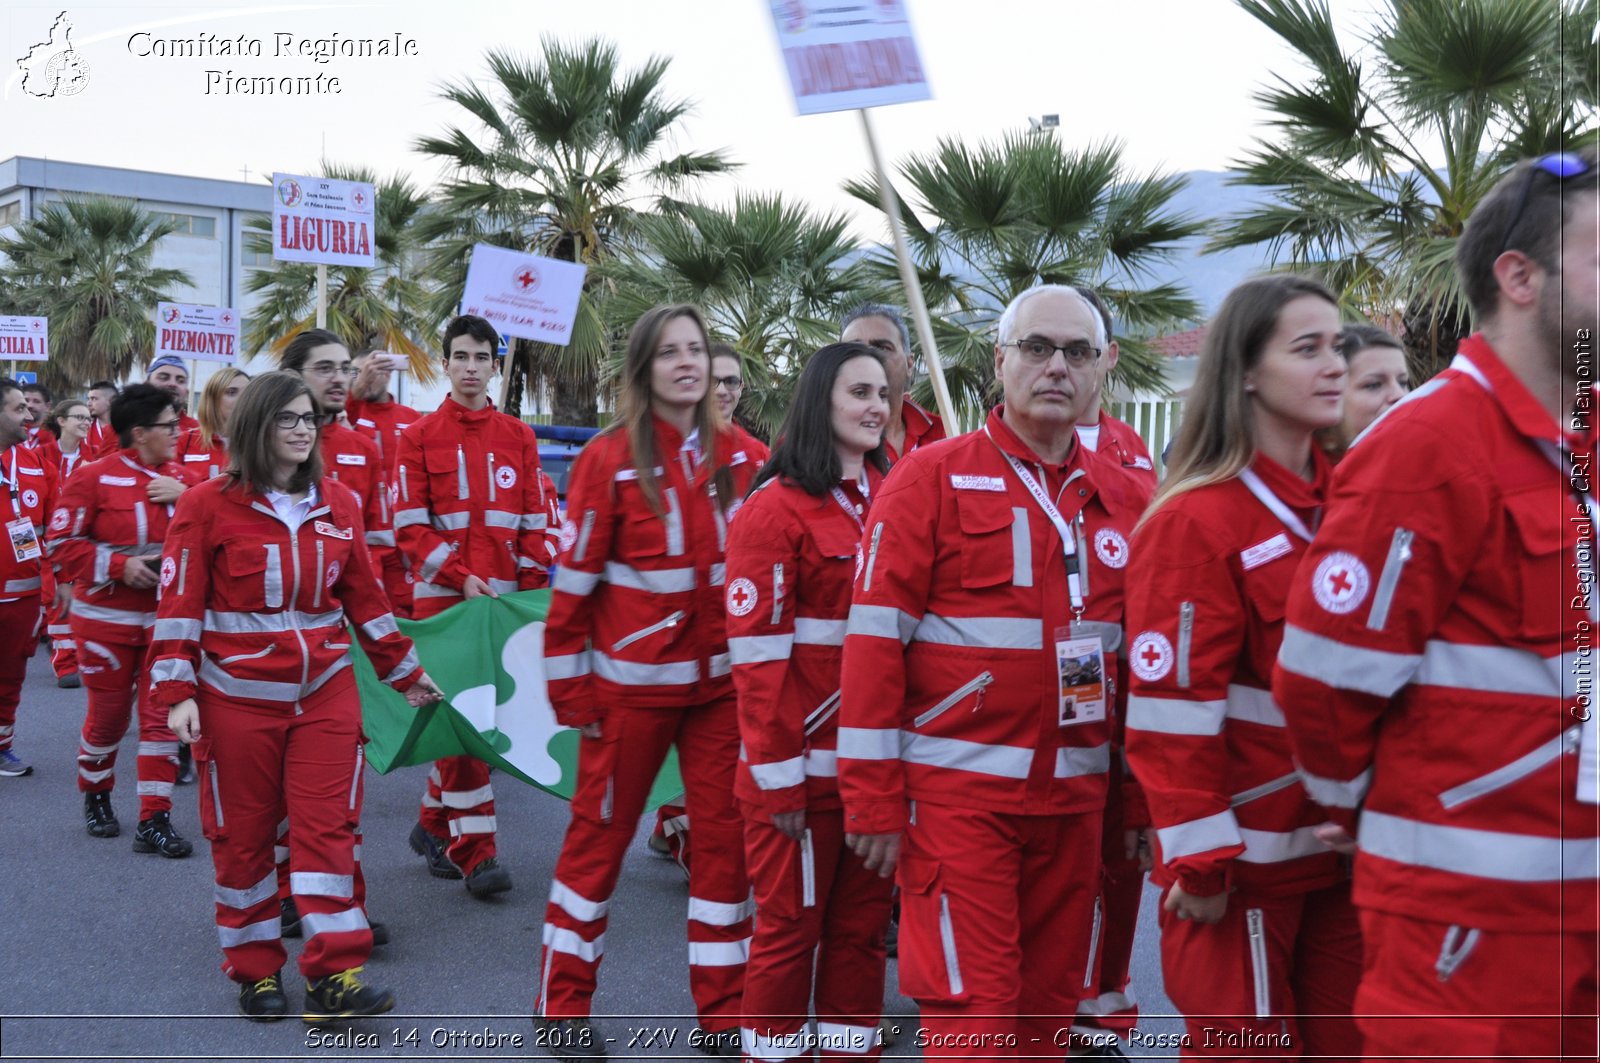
top-left (1107, 399), bottom-right (1184, 478)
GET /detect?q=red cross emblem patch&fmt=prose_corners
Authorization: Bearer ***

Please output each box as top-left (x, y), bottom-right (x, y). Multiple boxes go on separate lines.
top-left (1312, 552), bottom-right (1370, 615)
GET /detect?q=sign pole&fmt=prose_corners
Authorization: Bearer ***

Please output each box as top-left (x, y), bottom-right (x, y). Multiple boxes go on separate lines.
top-left (498, 339), bottom-right (516, 410)
top-left (858, 108), bottom-right (957, 430)
top-left (316, 264), bottom-right (329, 329)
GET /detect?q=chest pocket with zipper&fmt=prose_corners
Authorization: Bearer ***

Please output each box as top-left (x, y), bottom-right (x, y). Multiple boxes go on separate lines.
top-left (422, 446), bottom-right (469, 504)
top-left (954, 493), bottom-right (1016, 590)
top-left (1503, 486), bottom-right (1566, 642)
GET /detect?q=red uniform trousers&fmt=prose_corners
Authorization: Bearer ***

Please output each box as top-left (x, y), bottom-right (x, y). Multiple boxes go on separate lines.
top-left (1354, 909), bottom-right (1596, 1063)
top-left (0, 597), bottom-right (41, 754)
top-left (897, 803), bottom-right (1102, 1060)
top-left (1155, 882), bottom-right (1361, 1061)
top-left (41, 568), bottom-right (76, 678)
top-left (274, 808), bottom-right (369, 912)
top-left (75, 636), bottom-right (177, 819)
top-left (740, 809), bottom-right (894, 1061)
top-left (1075, 761), bottom-right (1144, 1038)
top-left (411, 593), bottom-right (498, 873)
top-left (194, 673), bottom-right (372, 983)
top-left (539, 696), bottom-right (750, 1031)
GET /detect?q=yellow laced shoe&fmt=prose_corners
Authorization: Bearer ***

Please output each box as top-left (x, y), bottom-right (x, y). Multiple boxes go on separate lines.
top-left (302, 966), bottom-right (395, 1024)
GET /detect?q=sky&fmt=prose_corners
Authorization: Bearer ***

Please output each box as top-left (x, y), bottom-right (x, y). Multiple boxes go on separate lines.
top-left (0, 0), bottom-right (1387, 230)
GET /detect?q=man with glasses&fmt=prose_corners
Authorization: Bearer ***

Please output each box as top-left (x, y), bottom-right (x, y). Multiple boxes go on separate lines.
top-left (395, 314), bottom-right (556, 899)
top-left (346, 348), bottom-right (423, 616)
top-left (146, 356), bottom-right (199, 435)
top-left (841, 303), bottom-right (945, 462)
top-left (1275, 151), bottom-right (1599, 1058)
top-left (838, 285), bottom-right (1145, 1054)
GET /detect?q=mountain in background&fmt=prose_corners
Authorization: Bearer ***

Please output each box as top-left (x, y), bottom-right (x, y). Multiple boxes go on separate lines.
top-left (1145, 169), bottom-right (1275, 322)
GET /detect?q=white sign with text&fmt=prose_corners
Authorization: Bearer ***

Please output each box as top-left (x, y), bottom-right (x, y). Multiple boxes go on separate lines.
top-left (0, 316), bottom-right (48, 362)
top-left (272, 172), bottom-right (377, 267)
top-left (154, 303), bottom-right (241, 364)
top-left (768, 0), bottom-right (931, 115)
top-left (460, 245), bottom-right (586, 346)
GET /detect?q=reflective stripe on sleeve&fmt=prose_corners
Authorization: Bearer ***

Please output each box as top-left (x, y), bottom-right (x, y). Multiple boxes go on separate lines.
top-left (431, 512), bottom-right (471, 531)
top-left (604, 562), bottom-right (695, 594)
top-left (71, 600), bottom-right (154, 627)
top-left (912, 613), bottom-right (1043, 650)
top-left (4, 576), bottom-right (40, 594)
top-left (846, 603), bottom-right (918, 644)
top-left (381, 648), bottom-right (421, 684)
top-left (544, 653), bottom-right (592, 682)
top-left (361, 613), bottom-right (400, 641)
top-left (593, 652), bottom-right (698, 686)
top-left (153, 618), bottom-right (203, 642)
top-left (553, 566), bottom-right (601, 596)
top-left (1277, 625), bottom-right (1420, 698)
top-left (1298, 765), bottom-right (1372, 809)
top-left (419, 543), bottom-right (453, 582)
top-left (729, 634), bottom-right (794, 665)
top-left (1156, 809), bottom-right (1244, 859)
top-left (1126, 695), bottom-right (1228, 736)
top-left (393, 507), bottom-right (429, 529)
top-left (1358, 809), bottom-right (1599, 883)
top-left (1226, 685), bottom-right (1285, 728)
top-left (1236, 826), bottom-right (1329, 864)
top-left (836, 727), bottom-right (901, 760)
top-left (793, 617), bottom-right (846, 646)
top-left (748, 755), bottom-right (805, 790)
top-left (149, 658), bottom-right (195, 684)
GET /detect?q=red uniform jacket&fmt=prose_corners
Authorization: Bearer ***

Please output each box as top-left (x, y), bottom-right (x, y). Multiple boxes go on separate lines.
top-left (837, 409), bottom-right (1141, 834)
top-left (347, 395), bottom-right (421, 480)
top-left (147, 476), bottom-right (421, 712)
top-left (727, 471), bottom-right (882, 816)
top-left (394, 396), bottom-right (552, 609)
top-left (0, 445), bottom-right (56, 603)
top-left (883, 397), bottom-right (946, 464)
top-left (1274, 336), bottom-right (1598, 932)
top-left (320, 422), bottom-right (390, 558)
top-left (176, 428), bottom-right (230, 481)
top-left (731, 424), bottom-right (770, 468)
top-left (544, 417), bottom-right (760, 726)
top-left (85, 420), bottom-right (116, 459)
top-left (1124, 452), bottom-right (1345, 900)
top-left (46, 450), bottom-right (200, 646)
top-left (1081, 412), bottom-right (1157, 491)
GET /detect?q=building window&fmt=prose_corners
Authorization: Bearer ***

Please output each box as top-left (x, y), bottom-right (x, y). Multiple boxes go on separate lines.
top-left (0, 201), bottom-right (20, 228)
top-left (154, 212), bottom-right (216, 238)
top-left (241, 246), bottom-right (273, 268)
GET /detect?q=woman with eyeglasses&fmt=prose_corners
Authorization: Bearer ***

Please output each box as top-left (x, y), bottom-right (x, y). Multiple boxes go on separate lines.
top-left (1123, 275), bottom-right (1361, 1059)
top-left (726, 341), bottom-right (895, 1060)
top-left (40, 399), bottom-right (93, 688)
top-left (46, 383), bottom-right (201, 855)
top-left (178, 367), bottom-right (251, 480)
top-left (149, 371), bottom-right (442, 1022)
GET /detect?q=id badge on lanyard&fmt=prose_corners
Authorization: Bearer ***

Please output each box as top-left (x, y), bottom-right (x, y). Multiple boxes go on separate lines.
top-left (2, 454), bottom-right (36, 563)
top-left (1053, 625), bottom-right (1106, 727)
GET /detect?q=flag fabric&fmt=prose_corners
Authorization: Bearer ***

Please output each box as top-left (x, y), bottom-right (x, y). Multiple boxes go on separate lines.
top-left (353, 589), bottom-right (684, 808)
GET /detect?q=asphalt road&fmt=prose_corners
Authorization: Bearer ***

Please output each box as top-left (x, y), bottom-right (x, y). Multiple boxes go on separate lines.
top-left (0, 650), bottom-right (1181, 1062)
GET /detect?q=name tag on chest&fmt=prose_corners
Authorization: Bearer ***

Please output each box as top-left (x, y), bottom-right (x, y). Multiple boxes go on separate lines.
top-left (335, 453), bottom-right (367, 466)
top-left (314, 520), bottom-right (352, 540)
top-left (1240, 533), bottom-right (1292, 571)
top-left (950, 474), bottom-right (1006, 492)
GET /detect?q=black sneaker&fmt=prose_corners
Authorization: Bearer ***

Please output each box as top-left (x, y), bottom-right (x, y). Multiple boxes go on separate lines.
top-left (533, 1017), bottom-right (608, 1061)
top-left (407, 822), bottom-right (462, 880)
top-left (694, 1028), bottom-right (741, 1058)
top-left (303, 966), bottom-right (395, 1023)
top-left (465, 857), bottom-right (512, 898)
top-left (369, 920), bottom-right (389, 947)
top-left (56, 671), bottom-right (81, 689)
top-left (281, 897), bottom-right (302, 939)
top-left (239, 971), bottom-right (288, 1022)
top-left (84, 791), bottom-right (120, 838)
top-left (175, 744), bottom-right (196, 785)
top-left (132, 811), bottom-right (194, 858)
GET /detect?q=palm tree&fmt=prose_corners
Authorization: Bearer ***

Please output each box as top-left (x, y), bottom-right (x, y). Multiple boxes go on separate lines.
top-left (603, 193), bottom-right (887, 435)
top-left (1209, 0), bottom-right (1597, 381)
top-left (240, 166), bottom-right (438, 382)
top-left (0, 197), bottom-right (192, 392)
top-left (847, 133), bottom-right (1203, 426)
top-left (415, 39), bottom-right (736, 424)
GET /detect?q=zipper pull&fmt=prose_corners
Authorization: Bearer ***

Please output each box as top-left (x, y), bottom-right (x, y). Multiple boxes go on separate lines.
top-left (973, 672), bottom-right (993, 712)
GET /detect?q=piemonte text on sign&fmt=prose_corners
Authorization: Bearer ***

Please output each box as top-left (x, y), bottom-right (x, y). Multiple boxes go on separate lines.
top-left (154, 303), bottom-right (241, 365)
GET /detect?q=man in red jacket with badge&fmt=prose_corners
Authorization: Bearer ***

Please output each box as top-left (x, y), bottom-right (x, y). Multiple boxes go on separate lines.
top-left (1274, 151), bottom-right (1599, 1060)
top-left (396, 314), bottom-right (555, 898)
top-left (0, 379), bottom-right (54, 776)
top-left (838, 285), bottom-right (1143, 1055)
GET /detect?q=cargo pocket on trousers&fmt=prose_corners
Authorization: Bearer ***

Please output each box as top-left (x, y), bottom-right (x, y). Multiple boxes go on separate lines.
top-left (193, 738), bottom-right (227, 841)
top-left (896, 852), bottom-right (967, 1004)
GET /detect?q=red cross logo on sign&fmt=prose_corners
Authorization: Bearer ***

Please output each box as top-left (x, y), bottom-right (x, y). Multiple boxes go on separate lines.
top-left (1129, 631), bottom-right (1174, 682)
top-left (1312, 552), bottom-right (1370, 615)
top-left (221, 313), bottom-right (232, 324)
top-left (726, 577), bottom-right (758, 617)
top-left (353, 192), bottom-right (366, 208)
top-left (512, 265), bottom-right (541, 293)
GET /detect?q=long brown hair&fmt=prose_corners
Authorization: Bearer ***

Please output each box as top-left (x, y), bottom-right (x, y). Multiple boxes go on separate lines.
top-left (226, 371), bottom-right (324, 495)
top-left (1146, 275), bottom-right (1338, 523)
top-left (612, 304), bottom-right (729, 514)
top-left (197, 367), bottom-right (250, 450)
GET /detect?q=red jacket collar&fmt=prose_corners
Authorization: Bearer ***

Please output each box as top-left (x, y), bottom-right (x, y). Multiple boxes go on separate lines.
top-left (1456, 333), bottom-right (1569, 446)
top-left (984, 407), bottom-right (1088, 476)
top-left (439, 395), bottom-right (496, 424)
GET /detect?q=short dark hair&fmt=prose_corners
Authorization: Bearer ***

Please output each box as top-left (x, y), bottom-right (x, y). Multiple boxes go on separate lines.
top-left (22, 382), bottom-right (52, 403)
top-left (1336, 323), bottom-right (1402, 359)
top-left (1073, 286), bottom-right (1115, 343)
top-left (840, 303), bottom-right (912, 354)
top-left (226, 371), bottom-right (324, 495)
top-left (708, 342), bottom-right (738, 363)
top-left (753, 342), bottom-right (890, 497)
top-left (442, 315), bottom-right (501, 359)
top-left (1457, 150), bottom-right (1598, 319)
top-left (0, 378), bottom-right (21, 406)
top-left (110, 384), bottom-right (179, 448)
top-left (280, 328), bottom-right (347, 374)
top-left (88, 380), bottom-right (117, 395)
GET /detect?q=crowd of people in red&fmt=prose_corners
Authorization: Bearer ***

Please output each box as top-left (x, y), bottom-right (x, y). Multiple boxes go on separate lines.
top-left (0, 150), bottom-right (1592, 1059)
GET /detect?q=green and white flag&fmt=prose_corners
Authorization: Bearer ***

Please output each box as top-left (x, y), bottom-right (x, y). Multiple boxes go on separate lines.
top-left (353, 590), bottom-right (684, 808)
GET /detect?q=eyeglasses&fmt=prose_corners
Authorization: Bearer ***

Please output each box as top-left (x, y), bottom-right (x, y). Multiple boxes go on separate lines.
top-left (713, 376), bottom-right (743, 390)
top-left (1496, 153), bottom-right (1593, 260)
top-left (306, 362), bottom-right (358, 379)
top-left (62, 413), bottom-right (91, 422)
top-left (141, 420), bottom-right (181, 434)
top-left (1003, 338), bottom-right (1102, 368)
top-left (274, 411), bottom-right (321, 430)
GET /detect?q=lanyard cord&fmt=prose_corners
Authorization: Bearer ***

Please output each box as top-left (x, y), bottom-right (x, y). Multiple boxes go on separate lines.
top-left (984, 425), bottom-right (1087, 616)
top-left (1237, 467), bottom-right (1319, 543)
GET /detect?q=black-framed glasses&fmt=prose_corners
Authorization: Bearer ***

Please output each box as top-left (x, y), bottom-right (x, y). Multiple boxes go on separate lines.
top-left (1496, 153), bottom-right (1593, 259)
top-left (273, 411), bottom-right (321, 430)
top-left (141, 419), bottom-right (181, 434)
top-left (306, 362), bottom-right (358, 379)
top-left (1003, 337), bottom-right (1102, 368)
top-left (713, 375), bottom-right (744, 390)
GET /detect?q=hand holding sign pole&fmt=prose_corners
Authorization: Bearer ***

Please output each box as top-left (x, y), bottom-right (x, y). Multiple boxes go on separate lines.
top-left (767, 1), bottom-right (955, 429)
